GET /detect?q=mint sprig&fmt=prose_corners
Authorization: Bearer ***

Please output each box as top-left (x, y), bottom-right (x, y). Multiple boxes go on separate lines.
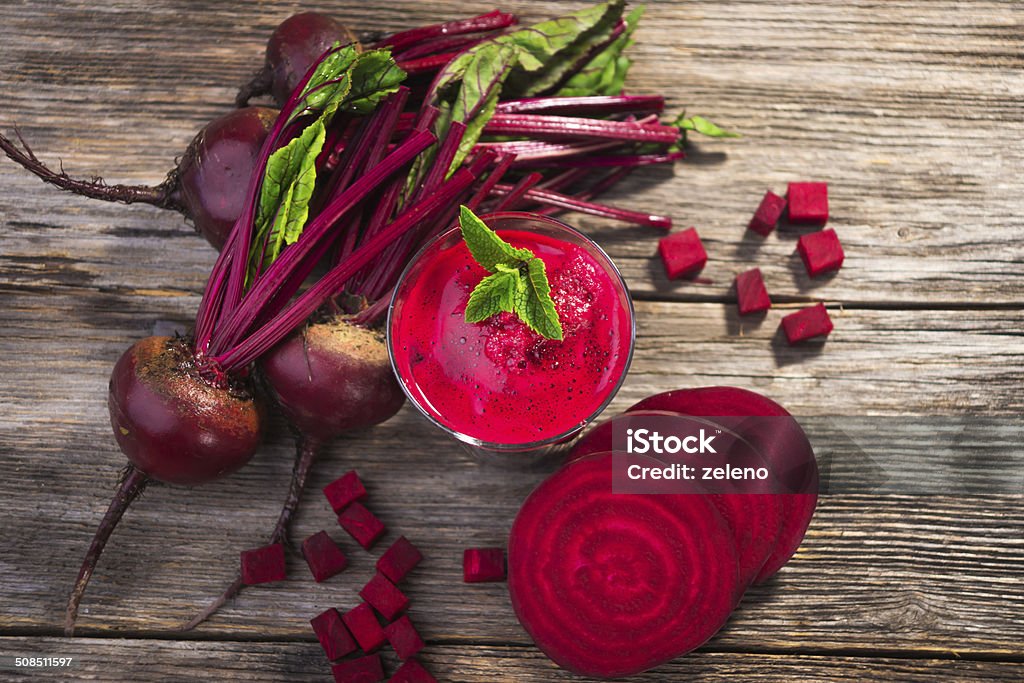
top-left (459, 206), bottom-right (564, 341)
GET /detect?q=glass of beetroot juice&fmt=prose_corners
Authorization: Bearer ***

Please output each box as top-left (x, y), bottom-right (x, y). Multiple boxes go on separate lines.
top-left (387, 211), bottom-right (635, 463)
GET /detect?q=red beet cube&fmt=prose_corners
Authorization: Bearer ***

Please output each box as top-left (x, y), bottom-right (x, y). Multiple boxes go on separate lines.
top-left (240, 543), bottom-right (286, 585)
top-left (361, 573), bottom-right (409, 621)
top-left (787, 182), bottom-right (829, 224)
top-left (389, 658), bottom-right (437, 683)
top-left (658, 227), bottom-right (707, 279)
top-left (463, 548), bottom-right (507, 583)
top-left (781, 303), bottom-right (834, 344)
top-left (377, 536), bottom-right (423, 584)
top-left (302, 531), bottom-right (349, 583)
top-left (735, 268), bottom-right (771, 315)
top-left (748, 190), bottom-right (786, 236)
top-left (342, 603), bottom-right (387, 653)
top-left (324, 470), bottom-right (367, 513)
top-left (797, 228), bottom-right (844, 277)
top-left (311, 608), bottom-right (357, 661)
top-left (385, 615), bottom-right (425, 661)
top-left (331, 654), bottom-right (384, 683)
top-left (338, 502), bottom-right (386, 550)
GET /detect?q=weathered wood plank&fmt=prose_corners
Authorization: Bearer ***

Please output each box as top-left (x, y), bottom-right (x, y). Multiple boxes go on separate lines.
top-left (1, 1), bottom-right (1022, 304)
top-left (3, 639), bottom-right (1023, 682)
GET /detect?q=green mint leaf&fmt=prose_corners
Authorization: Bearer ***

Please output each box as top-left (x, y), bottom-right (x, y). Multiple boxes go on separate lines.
top-left (464, 266), bottom-right (519, 323)
top-left (557, 5), bottom-right (642, 97)
top-left (515, 257), bottom-right (564, 340)
top-left (459, 205), bottom-right (533, 272)
top-left (459, 206), bottom-right (563, 340)
top-left (674, 114), bottom-right (741, 139)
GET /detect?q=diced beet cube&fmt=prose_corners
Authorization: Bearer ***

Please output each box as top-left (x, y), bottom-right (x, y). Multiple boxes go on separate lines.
top-left (240, 543), bottom-right (286, 585)
top-left (389, 658), bottom-right (437, 683)
top-left (748, 190), bottom-right (786, 236)
top-left (302, 531), bottom-right (349, 583)
top-left (797, 228), bottom-right (844, 277)
top-left (787, 182), bottom-right (829, 224)
top-left (324, 470), bottom-right (367, 513)
top-left (342, 603), bottom-right (387, 653)
top-left (337, 502), bottom-right (386, 550)
top-left (311, 608), bottom-right (357, 661)
top-left (360, 573), bottom-right (409, 621)
top-left (781, 303), bottom-right (834, 344)
top-left (385, 615), bottom-right (425, 661)
top-left (658, 227), bottom-right (707, 280)
top-left (377, 536), bottom-right (423, 584)
top-left (735, 268), bottom-right (771, 315)
top-left (331, 654), bottom-right (384, 683)
top-left (463, 548), bottom-right (507, 583)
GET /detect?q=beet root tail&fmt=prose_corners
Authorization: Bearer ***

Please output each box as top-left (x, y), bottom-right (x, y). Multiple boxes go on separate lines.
top-left (235, 66), bottom-right (274, 108)
top-left (0, 130), bottom-right (180, 210)
top-left (65, 465), bottom-right (149, 637)
top-left (181, 437), bottom-right (320, 631)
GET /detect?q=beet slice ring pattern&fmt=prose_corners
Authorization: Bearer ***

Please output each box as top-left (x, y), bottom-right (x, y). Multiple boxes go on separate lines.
top-left (508, 453), bottom-right (739, 679)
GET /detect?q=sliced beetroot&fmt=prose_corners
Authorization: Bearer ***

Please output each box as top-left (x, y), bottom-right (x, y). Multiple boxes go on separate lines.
top-left (627, 387), bottom-right (819, 584)
top-left (462, 548), bottom-right (506, 583)
top-left (342, 603), bottom-right (387, 653)
top-left (324, 470), bottom-right (367, 513)
top-left (735, 268), bottom-right (771, 315)
top-left (377, 536), bottom-right (423, 584)
top-left (311, 607), bottom-right (358, 661)
top-left (748, 190), bottom-right (786, 236)
top-left (389, 658), bottom-right (437, 683)
top-left (781, 303), bottom-right (833, 344)
top-left (331, 654), bottom-right (385, 683)
top-left (787, 182), bottom-right (829, 224)
top-left (658, 227), bottom-right (707, 279)
top-left (797, 228), bottom-right (844, 277)
top-left (708, 494), bottom-right (782, 592)
top-left (302, 531), bottom-right (349, 583)
top-left (338, 502), bottom-right (386, 550)
top-left (360, 573), bottom-right (410, 621)
top-left (240, 543), bottom-right (286, 585)
top-left (508, 453), bottom-right (739, 678)
top-left (385, 615), bottom-right (425, 661)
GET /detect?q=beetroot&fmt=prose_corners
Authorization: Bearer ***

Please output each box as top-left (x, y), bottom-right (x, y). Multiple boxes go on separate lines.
top-left (787, 182), bottom-right (829, 224)
top-left (377, 536), bottom-right (423, 584)
top-left (331, 654), bottom-right (385, 683)
top-left (658, 227), bottom-right (707, 279)
top-left (240, 543), bottom-right (286, 585)
top-left (312, 608), bottom-right (358, 661)
top-left (781, 303), bottom-right (834, 344)
top-left (462, 548), bottom-right (506, 583)
top-left (389, 658), bottom-right (437, 683)
top-left (735, 267), bottom-right (771, 315)
top-left (0, 107), bottom-right (277, 249)
top-left (302, 531), bottom-right (349, 582)
top-left (338, 503), bottom-right (387, 550)
top-left (508, 453), bottom-right (739, 678)
top-left (360, 573), bottom-right (410, 621)
top-left (343, 603), bottom-right (387, 653)
top-left (324, 470), bottom-right (369, 514)
top-left (567, 410), bottom-right (680, 463)
top-left (385, 615), bottom-right (425, 660)
top-left (797, 228), bottom-right (844, 277)
top-left (627, 387), bottom-right (819, 584)
top-left (748, 190), bottom-right (786, 236)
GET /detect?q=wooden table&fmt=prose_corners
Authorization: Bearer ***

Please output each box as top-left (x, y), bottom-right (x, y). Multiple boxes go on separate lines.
top-left (1, 1), bottom-right (1022, 680)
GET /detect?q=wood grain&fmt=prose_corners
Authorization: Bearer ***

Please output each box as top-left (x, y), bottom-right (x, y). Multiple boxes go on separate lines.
top-left (0, 0), bottom-right (1022, 680)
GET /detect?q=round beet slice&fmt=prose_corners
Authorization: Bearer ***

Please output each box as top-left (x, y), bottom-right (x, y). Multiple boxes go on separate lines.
top-left (627, 386), bottom-right (818, 584)
top-left (508, 453), bottom-right (739, 679)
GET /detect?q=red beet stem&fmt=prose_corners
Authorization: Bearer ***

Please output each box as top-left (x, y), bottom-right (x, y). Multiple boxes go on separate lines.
top-left (397, 51), bottom-right (462, 75)
top-left (484, 113), bottom-right (680, 144)
top-left (0, 131), bottom-right (180, 210)
top-left (394, 34), bottom-right (482, 61)
top-left (182, 436), bottom-right (320, 631)
top-left (495, 95), bottom-right (665, 117)
top-left (493, 172), bottom-right (543, 212)
top-left (65, 465), bottom-right (149, 636)
top-left (465, 153), bottom-right (516, 211)
top-left (491, 182), bottom-right (671, 229)
top-left (528, 150), bottom-right (685, 169)
top-left (478, 138), bottom-right (623, 163)
top-left (377, 10), bottom-right (517, 52)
